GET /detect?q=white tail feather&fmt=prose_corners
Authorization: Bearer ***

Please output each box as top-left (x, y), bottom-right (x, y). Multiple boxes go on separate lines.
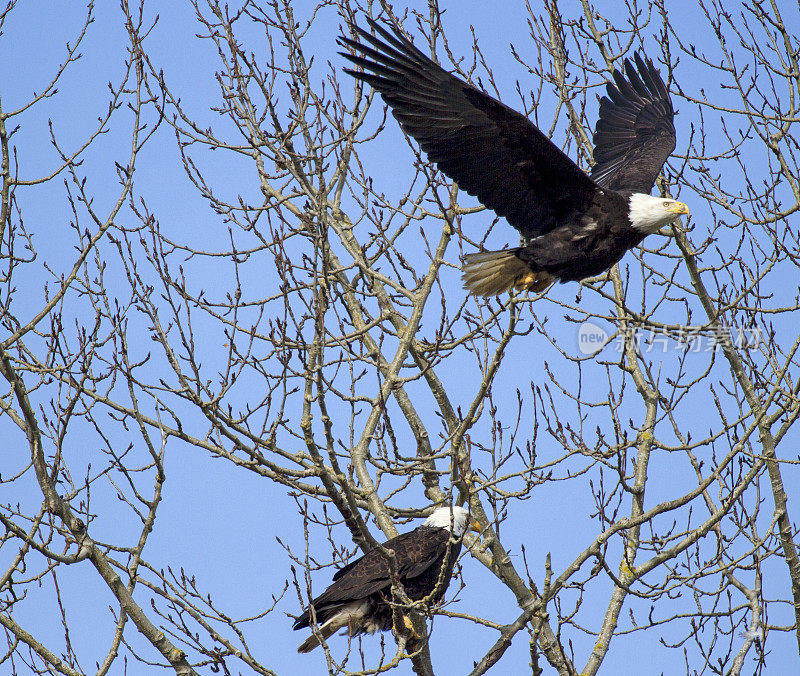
top-left (462, 249), bottom-right (553, 297)
top-left (462, 250), bottom-right (528, 296)
top-left (297, 600), bottom-right (373, 653)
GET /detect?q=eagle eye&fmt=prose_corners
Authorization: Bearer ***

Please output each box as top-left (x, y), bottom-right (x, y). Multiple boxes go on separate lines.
top-left (662, 201), bottom-right (671, 207)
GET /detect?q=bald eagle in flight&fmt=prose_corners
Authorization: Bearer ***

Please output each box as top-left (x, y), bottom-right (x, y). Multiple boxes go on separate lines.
top-left (339, 20), bottom-right (688, 296)
top-left (293, 506), bottom-right (478, 653)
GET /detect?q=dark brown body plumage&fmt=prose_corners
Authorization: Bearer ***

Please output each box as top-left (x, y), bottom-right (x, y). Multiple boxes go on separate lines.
top-left (513, 190), bottom-right (644, 283)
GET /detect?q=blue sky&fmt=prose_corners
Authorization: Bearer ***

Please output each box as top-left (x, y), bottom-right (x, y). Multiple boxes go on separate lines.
top-left (3, 0), bottom-right (800, 674)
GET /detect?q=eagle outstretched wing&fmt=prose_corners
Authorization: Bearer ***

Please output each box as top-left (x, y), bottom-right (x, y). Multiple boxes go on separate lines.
top-left (591, 52), bottom-right (676, 193)
top-left (339, 19), bottom-right (601, 241)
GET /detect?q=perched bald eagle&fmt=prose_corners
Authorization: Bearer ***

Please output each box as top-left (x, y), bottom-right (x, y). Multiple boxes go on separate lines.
top-left (293, 506), bottom-right (477, 653)
top-left (339, 20), bottom-right (689, 296)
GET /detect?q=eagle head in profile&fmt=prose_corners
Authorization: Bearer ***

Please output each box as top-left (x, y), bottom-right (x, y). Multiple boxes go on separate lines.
top-left (627, 194), bottom-right (690, 234)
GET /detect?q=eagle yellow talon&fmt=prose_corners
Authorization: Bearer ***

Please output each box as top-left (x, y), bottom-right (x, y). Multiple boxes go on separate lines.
top-left (402, 614), bottom-right (421, 640)
top-left (515, 271), bottom-right (553, 293)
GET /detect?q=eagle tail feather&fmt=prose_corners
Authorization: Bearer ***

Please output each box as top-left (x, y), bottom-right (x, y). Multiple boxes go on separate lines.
top-left (462, 249), bottom-right (552, 297)
top-left (296, 600), bottom-right (372, 653)
top-left (297, 614), bottom-right (343, 653)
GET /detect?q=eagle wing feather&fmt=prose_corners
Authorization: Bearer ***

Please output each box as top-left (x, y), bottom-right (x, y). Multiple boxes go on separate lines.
top-left (591, 52), bottom-right (676, 193)
top-left (339, 19), bottom-right (600, 240)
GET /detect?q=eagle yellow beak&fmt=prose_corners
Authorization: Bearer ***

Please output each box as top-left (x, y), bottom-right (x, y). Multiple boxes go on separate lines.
top-left (468, 519), bottom-right (482, 534)
top-left (669, 202), bottom-right (690, 216)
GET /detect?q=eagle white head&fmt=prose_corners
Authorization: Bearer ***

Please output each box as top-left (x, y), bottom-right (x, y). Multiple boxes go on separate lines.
top-left (424, 506), bottom-right (476, 536)
top-left (628, 194), bottom-right (690, 234)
